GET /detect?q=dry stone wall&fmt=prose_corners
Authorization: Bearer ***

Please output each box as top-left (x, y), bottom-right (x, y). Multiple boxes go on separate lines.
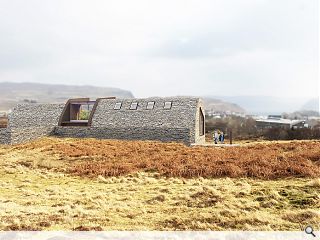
top-left (9, 103), bottom-right (64, 144)
top-left (3, 97), bottom-right (205, 145)
top-left (92, 97), bottom-right (201, 144)
top-left (92, 97), bottom-right (198, 129)
top-left (54, 126), bottom-right (191, 144)
top-left (0, 128), bottom-right (10, 144)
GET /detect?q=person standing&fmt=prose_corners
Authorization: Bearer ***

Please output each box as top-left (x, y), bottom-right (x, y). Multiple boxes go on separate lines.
top-left (213, 130), bottom-right (219, 144)
top-left (220, 131), bottom-right (224, 143)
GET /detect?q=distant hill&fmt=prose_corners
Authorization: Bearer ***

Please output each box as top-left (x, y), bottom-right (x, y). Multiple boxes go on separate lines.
top-left (284, 110), bottom-right (319, 119)
top-left (301, 98), bottom-right (319, 112)
top-left (209, 96), bottom-right (316, 115)
top-left (0, 82), bottom-right (247, 114)
top-left (0, 82), bottom-right (134, 111)
top-left (202, 97), bottom-right (245, 113)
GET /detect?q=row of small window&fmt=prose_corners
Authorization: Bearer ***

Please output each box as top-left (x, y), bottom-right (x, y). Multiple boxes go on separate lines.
top-left (114, 101), bottom-right (172, 110)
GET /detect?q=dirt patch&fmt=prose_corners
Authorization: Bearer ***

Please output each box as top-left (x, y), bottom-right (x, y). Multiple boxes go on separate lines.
top-left (282, 211), bottom-right (319, 223)
top-left (185, 188), bottom-right (222, 208)
top-left (73, 225), bottom-right (103, 231)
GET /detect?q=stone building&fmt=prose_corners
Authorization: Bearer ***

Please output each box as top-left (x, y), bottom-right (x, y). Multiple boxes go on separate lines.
top-left (0, 97), bottom-right (205, 145)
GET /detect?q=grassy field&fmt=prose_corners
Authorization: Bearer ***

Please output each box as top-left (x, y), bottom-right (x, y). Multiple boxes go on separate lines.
top-left (0, 138), bottom-right (319, 230)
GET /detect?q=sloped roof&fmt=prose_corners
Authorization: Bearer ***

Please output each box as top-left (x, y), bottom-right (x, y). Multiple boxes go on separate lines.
top-left (91, 97), bottom-right (203, 129)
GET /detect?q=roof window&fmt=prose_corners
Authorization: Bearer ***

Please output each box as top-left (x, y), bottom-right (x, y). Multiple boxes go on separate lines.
top-left (130, 102), bottom-right (138, 110)
top-left (114, 102), bottom-right (122, 110)
top-left (146, 101), bottom-right (155, 110)
top-left (164, 101), bottom-right (172, 109)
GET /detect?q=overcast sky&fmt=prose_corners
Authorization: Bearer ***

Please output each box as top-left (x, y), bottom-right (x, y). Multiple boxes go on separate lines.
top-left (0, 0), bottom-right (318, 98)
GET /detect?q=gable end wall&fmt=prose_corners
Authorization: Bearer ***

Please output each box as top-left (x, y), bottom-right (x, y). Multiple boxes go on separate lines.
top-left (194, 99), bottom-right (206, 144)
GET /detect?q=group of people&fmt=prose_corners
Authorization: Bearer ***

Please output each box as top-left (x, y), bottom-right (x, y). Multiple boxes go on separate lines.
top-left (213, 130), bottom-right (224, 144)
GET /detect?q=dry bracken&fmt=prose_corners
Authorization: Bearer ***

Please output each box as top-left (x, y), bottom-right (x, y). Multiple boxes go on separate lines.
top-left (13, 137), bottom-right (320, 179)
top-left (0, 137), bottom-right (319, 230)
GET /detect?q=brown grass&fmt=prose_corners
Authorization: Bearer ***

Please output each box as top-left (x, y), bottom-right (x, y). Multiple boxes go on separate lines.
top-left (0, 168), bottom-right (318, 230)
top-left (0, 138), bottom-right (319, 230)
top-left (13, 138), bottom-right (320, 179)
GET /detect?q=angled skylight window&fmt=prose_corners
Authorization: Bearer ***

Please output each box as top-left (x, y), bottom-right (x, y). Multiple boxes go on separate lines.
top-left (146, 101), bottom-right (155, 110)
top-left (164, 101), bottom-right (172, 109)
top-left (114, 102), bottom-right (122, 110)
top-left (129, 102), bottom-right (138, 110)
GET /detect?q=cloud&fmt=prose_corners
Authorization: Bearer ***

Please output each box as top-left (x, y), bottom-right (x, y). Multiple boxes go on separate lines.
top-left (0, 0), bottom-right (318, 98)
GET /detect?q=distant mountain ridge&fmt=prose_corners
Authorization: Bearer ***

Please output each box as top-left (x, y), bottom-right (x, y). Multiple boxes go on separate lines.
top-left (0, 82), bottom-right (247, 114)
top-left (210, 96), bottom-right (319, 115)
top-left (0, 82), bottom-right (134, 111)
top-left (301, 98), bottom-right (319, 112)
top-left (202, 97), bottom-right (245, 113)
